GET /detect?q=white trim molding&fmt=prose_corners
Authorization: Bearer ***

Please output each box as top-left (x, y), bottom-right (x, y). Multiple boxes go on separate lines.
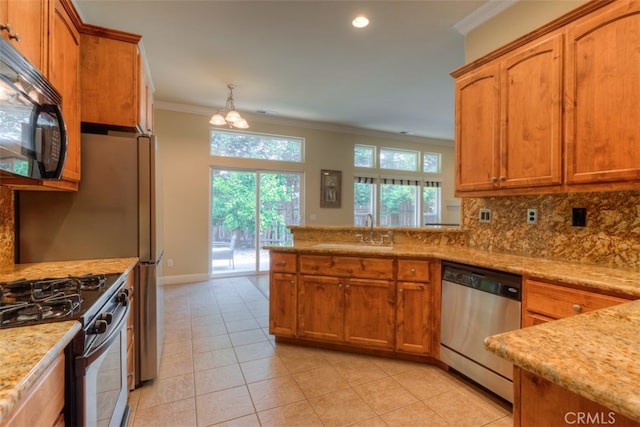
top-left (453, 0), bottom-right (519, 35)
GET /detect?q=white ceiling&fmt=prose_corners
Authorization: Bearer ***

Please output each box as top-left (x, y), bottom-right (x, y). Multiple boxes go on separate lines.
top-left (74, 1), bottom-right (499, 141)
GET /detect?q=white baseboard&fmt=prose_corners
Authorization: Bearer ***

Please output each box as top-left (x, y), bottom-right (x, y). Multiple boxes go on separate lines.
top-left (161, 273), bottom-right (210, 286)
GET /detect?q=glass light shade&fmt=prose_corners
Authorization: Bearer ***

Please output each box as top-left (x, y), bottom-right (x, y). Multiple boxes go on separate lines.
top-left (209, 113), bottom-right (227, 126)
top-left (225, 110), bottom-right (241, 123)
top-left (233, 118), bottom-right (249, 129)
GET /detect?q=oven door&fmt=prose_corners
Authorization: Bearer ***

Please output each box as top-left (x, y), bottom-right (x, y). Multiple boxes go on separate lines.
top-left (75, 299), bottom-right (130, 427)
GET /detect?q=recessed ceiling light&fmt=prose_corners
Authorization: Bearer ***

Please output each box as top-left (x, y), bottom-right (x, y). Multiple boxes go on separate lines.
top-left (352, 15), bottom-right (369, 29)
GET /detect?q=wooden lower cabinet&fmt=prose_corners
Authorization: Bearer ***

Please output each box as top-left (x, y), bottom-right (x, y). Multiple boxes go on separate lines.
top-left (269, 272), bottom-right (297, 337)
top-left (395, 259), bottom-right (438, 355)
top-left (396, 281), bottom-right (431, 354)
top-left (515, 366), bottom-right (640, 427)
top-left (1, 353), bottom-right (65, 427)
top-left (298, 274), bottom-right (395, 349)
top-left (270, 251), bottom-right (438, 358)
top-left (343, 277), bottom-right (395, 349)
top-left (523, 278), bottom-right (631, 327)
top-left (298, 275), bottom-right (344, 342)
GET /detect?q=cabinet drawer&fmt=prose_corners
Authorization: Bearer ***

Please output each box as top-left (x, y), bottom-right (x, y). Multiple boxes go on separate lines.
top-left (271, 252), bottom-right (297, 273)
top-left (525, 279), bottom-right (630, 320)
top-left (397, 260), bottom-right (430, 282)
top-left (299, 255), bottom-right (393, 279)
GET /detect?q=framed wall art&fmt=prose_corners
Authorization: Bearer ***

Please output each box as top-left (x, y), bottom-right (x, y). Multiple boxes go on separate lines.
top-left (320, 169), bottom-right (341, 208)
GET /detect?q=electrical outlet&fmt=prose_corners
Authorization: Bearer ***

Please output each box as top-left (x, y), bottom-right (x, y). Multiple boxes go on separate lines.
top-left (572, 207), bottom-right (587, 227)
top-left (479, 208), bottom-right (491, 223)
top-left (167, 259), bottom-right (174, 267)
top-left (527, 208), bottom-right (538, 224)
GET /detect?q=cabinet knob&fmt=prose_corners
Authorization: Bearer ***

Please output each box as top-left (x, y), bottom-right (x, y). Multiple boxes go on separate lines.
top-left (345, 284), bottom-right (350, 289)
top-left (9, 32), bottom-right (20, 42)
top-left (399, 288), bottom-right (403, 293)
top-left (499, 176), bottom-right (506, 181)
top-left (410, 268), bottom-right (416, 274)
top-left (572, 304), bottom-right (582, 313)
top-left (277, 261), bottom-right (286, 266)
top-left (290, 280), bottom-right (295, 285)
top-left (338, 282), bottom-right (343, 288)
top-left (490, 176), bottom-right (498, 183)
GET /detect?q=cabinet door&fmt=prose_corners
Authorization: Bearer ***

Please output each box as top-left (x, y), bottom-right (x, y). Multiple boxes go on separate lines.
top-left (344, 278), bottom-right (395, 349)
top-left (49, 0), bottom-right (80, 182)
top-left (298, 275), bottom-right (343, 342)
top-left (269, 272), bottom-right (297, 337)
top-left (396, 281), bottom-right (431, 354)
top-left (5, 0), bottom-right (47, 72)
top-left (565, 1), bottom-right (640, 186)
top-left (500, 33), bottom-right (563, 189)
top-left (516, 367), bottom-right (640, 427)
top-left (80, 33), bottom-right (139, 128)
top-left (455, 62), bottom-right (500, 193)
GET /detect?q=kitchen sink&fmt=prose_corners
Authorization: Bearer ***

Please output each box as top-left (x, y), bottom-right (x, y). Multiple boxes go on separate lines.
top-left (312, 243), bottom-right (394, 251)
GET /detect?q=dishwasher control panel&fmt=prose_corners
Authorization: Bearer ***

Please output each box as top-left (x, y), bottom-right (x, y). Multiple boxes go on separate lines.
top-left (442, 262), bottom-right (521, 301)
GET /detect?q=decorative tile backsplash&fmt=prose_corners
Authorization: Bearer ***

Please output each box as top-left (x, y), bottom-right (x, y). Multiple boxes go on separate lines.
top-left (462, 191), bottom-right (640, 269)
top-left (0, 188), bottom-right (14, 268)
top-left (2, 187), bottom-right (639, 270)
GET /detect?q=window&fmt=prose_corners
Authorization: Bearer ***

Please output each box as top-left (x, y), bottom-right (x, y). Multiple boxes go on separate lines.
top-left (423, 152), bottom-right (441, 173)
top-left (380, 148), bottom-right (418, 171)
top-left (210, 129), bottom-right (303, 162)
top-left (353, 146), bottom-right (444, 227)
top-left (380, 180), bottom-right (419, 227)
top-left (354, 145), bottom-right (375, 168)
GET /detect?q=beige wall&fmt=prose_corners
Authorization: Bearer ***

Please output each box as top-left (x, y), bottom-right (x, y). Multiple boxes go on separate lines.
top-left (155, 109), bottom-right (455, 281)
top-left (465, 0), bottom-right (587, 62)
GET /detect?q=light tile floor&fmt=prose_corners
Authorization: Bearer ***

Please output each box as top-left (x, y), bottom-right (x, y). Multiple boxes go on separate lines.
top-left (128, 276), bottom-right (513, 427)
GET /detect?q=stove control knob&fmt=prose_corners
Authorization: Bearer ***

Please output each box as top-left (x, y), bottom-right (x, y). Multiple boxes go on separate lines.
top-left (93, 320), bottom-right (108, 334)
top-left (116, 289), bottom-right (129, 306)
top-left (99, 312), bottom-right (113, 325)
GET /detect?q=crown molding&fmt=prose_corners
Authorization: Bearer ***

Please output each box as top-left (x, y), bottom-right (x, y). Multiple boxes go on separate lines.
top-left (453, 0), bottom-right (519, 35)
top-left (155, 101), bottom-right (454, 147)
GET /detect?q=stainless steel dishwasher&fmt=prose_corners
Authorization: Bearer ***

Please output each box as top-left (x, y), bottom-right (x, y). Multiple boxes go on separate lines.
top-left (440, 262), bottom-right (521, 403)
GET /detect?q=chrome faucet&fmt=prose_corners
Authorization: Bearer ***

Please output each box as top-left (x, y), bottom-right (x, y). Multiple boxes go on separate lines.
top-left (364, 214), bottom-right (374, 241)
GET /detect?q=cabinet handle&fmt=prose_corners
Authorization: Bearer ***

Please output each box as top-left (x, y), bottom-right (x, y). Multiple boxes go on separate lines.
top-left (499, 176), bottom-right (506, 181)
top-left (490, 176), bottom-right (498, 183)
top-left (0, 24), bottom-right (20, 42)
top-left (572, 304), bottom-right (582, 313)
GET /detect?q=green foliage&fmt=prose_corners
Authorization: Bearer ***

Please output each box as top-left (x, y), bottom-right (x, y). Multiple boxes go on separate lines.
top-left (211, 130), bottom-right (302, 162)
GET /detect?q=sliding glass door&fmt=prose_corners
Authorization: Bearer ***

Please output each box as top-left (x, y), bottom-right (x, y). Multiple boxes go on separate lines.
top-left (211, 168), bottom-right (301, 275)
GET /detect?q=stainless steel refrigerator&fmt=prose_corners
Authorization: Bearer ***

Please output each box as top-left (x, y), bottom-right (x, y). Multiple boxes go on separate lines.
top-left (17, 132), bottom-right (164, 385)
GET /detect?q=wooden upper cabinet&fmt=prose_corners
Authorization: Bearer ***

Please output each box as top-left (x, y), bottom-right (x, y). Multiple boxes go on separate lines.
top-left (565, 0), bottom-right (640, 188)
top-left (0, 0), bottom-right (47, 72)
top-left (500, 34), bottom-right (563, 190)
top-left (454, 33), bottom-right (563, 195)
top-left (49, 0), bottom-right (80, 183)
top-left (79, 27), bottom-right (151, 133)
top-left (455, 62), bottom-right (500, 193)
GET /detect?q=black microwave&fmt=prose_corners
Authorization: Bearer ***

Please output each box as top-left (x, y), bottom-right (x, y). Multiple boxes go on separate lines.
top-left (0, 37), bottom-right (67, 180)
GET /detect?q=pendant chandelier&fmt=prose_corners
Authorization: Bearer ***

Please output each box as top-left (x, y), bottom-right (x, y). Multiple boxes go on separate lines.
top-left (209, 84), bottom-right (249, 129)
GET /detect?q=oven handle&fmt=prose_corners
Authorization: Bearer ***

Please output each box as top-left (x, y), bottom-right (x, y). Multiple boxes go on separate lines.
top-left (76, 302), bottom-right (130, 374)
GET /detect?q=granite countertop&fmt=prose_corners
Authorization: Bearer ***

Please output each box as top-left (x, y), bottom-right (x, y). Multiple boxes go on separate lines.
top-left (266, 243), bottom-right (640, 297)
top-left (0, 321), bottom-right (81, 422)
top-left (0, 257), bottom-right (139, 282)
top-left (484, 301), bottom-right (640, 423)
top-left (0, 257), bottom-right (139, 423)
